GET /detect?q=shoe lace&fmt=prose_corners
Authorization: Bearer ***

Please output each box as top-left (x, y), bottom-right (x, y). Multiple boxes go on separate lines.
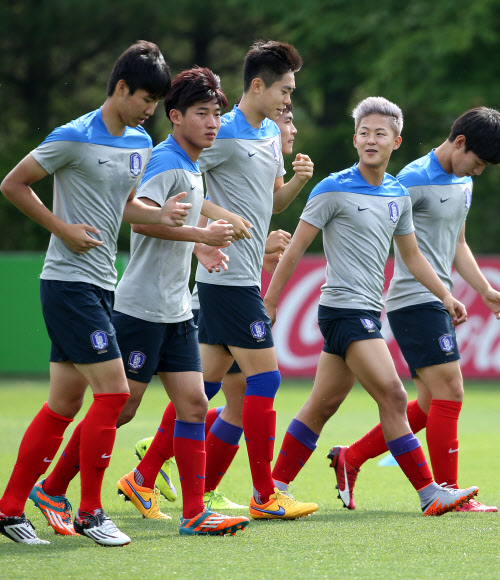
top-left (273, 489), bottom-right (298, 506)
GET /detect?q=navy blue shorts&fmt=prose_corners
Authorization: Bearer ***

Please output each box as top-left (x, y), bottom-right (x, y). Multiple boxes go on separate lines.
top-left (40, 280), bottom-right (121, 364)
top-left (197, 282), bottom-right (274, 350)
top-left (387, 301), bottom-right (460, 378)
top-left (318, 305), bottom-right (383, 359)
top-left (112, 312), bottom-right (202, 383)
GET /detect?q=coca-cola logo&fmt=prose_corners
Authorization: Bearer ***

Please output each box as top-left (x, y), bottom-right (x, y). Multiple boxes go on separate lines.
top-left (262, 257), bottom-right (500, 378)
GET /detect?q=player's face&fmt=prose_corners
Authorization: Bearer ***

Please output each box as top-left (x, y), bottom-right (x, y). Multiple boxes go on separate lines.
top-left (276, 110), bottom-right (297, 155)
top-left (353, 114), bottom-right (402, 170)
top-left (450, 145), bottom-right (488, 178)
top-left (173, 98), bottom-right (221, 155)
top-left (120, 87), bottom-right (160, 128)
top-left (260, 72), bottom-right (295, 121)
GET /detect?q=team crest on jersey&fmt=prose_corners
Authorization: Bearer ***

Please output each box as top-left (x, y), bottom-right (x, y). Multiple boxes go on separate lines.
top-left (91, 330), bottom-right (108, 352)
top-left (128, 351), bottom-right (146, 371)
top-left (250, 320), bottom-right (266, 341)
top-left (388, 201), bottom-right (400, 224)
top-left (360, 318), bottom-right (376, 333)
top-left (438, 334), bottom-right (454, 353)
top-left (271, 141), bottom-right (281, 164)
top-left (464, 187), bottom-right (472, 211)
top-left (130, 152), bottom-right (142, 177)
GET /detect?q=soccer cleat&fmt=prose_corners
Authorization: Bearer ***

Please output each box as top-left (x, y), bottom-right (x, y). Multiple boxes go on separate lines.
top-left (135, 437), bottom-right (177, 502)
top-left (422, 484), bottom-right (479, 516)
top-left (249, 488), bottom-right (318, 520)
top-left (0, 511), bottom-right (50, 545)
top-left (327, 445), bottom-right (359, 510)
top-left (179, 509), bottom-right (249, 536)
top-left (453, 498), bottom-right (498, 513)
top-left (29, 479), bottom-right (78, 535)
top-left (117, 471), bottom-right (171, 520)
top-left (204, 489), bottom-right (246, 510)
top-left (74, 508), bottom-right (130, 546)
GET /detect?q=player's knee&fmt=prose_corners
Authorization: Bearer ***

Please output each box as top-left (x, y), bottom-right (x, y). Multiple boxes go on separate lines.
top-left (378, 381), bottom-right (408, 414)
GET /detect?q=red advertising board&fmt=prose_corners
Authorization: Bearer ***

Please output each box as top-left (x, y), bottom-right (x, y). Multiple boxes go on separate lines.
top-left (262, 256), bottom-right (500, 379)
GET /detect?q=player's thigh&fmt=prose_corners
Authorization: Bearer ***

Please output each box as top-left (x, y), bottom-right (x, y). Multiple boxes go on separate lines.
top-left (229, 345), bottom-right (278, 376)
top-left (345, 338), bottom-right (406, 406)
top-left (416, 360), bottom-right (463, 402)
top-left (74, 357), bottom-right (129, 394)
top-left (47, 360), bottom-right (88, 417)
top-left (200, 343), bottom-right (235, 382)
top-left (159, 371), bottom-right (207, 422)
top-left (296, 351), bottom-right (355, 432)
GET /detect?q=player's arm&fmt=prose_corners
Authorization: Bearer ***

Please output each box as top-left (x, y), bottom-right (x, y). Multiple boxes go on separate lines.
top-left (264, 219), bottom-right (319, 324)
top-left (394, 232), bottom-right (467, 325)
top-left (130, 197), bottom-right (233, 247)
top-left (453, 223), bottom-right (500, 319)
top-left (123, 189), bottom-right (192, 227)
top-left (262, 230), bottom-right (292, 274)
top-left (1, 153), bottom-right (103, 255)
top-left (201, 199), bottom-right (253, 240)
top-left (272, 153), bottom-right (314, 214)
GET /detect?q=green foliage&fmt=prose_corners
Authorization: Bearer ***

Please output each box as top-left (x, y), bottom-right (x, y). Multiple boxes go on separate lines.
top-left (0, 378), bottom-right (499, 578)
top-left (1, 0), bottom-right (500, 252)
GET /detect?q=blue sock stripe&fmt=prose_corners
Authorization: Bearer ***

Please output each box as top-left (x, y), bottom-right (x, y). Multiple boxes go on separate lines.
top-left (245, 370), bottom-right (281, 398)
top-left (174, 420), bottom-right (206, 441)
top-left (386, 433), bottom-right (421, 457)
top-left (210, 416), bottom-right (243, 445)
top-left (286, 418), bottom-right (318, 452)
top-left (204, 381), bottom-right (222, 401)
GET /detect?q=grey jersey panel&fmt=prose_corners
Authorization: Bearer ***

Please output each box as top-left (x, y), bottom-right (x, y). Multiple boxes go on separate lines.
top-left (386, 182), bottom-right (471, 311)
top-left (114, 168), bottom-right (203, 323)
top-left (301, 190), bottom-right (413, 311)
top-left (34, 140), bottom-right (150, 290)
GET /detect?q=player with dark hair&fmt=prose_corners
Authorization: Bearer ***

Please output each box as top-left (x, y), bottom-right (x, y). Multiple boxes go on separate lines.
top-left (265, 96), bottom-right (479, 516)
top-left (327, 106), bottom-right (500, 513)
top-left (0, 41), bottom-right (189, 546)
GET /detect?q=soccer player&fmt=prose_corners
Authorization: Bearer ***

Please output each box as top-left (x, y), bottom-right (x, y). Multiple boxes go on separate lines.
top-left (265, 96), bottom-right (479, 516)
top-left (0, 41), bottom-right (189, 546)
top-left (327, 107), bottom-right (500, 513)
top-left (193, 41), bottom-right (318, 520)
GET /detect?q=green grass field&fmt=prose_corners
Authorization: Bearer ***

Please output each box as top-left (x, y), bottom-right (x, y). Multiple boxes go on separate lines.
top-left (0, 378), bottom-right (499, 579)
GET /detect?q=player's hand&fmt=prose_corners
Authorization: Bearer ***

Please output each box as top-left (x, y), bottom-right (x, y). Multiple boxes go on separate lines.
top-left (59, 223), bottom-right (104, 255)
top-left (443, 295), bottom-right (468, 326)
top-left (160, 192), bottom-right (192, 227)
top-left (225, 211), bottom-right (253, 240)
top-left (265, 229), bottom-right (291, 254)
top-left (202, 220), bottom-right (234, 247)
top-left (263, 296), bottom-right (277, 326)
top-left (292, 153), bottom-right (314, 183)
top-left (194, 243), bottom-right (229, 273)
top-left (481, 288), bottom-right (500, 319)
top-left (263, 252), bottom-right (283, 274)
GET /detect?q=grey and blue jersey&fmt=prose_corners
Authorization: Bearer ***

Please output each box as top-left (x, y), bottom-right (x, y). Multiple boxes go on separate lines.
top-left (114, 135), bottom-right (204, 323)
top-left (195, 105), bottom-right (285, 288)
top-left (33, 108), bottom-right (152, 290)
top-left (301, 164), bottom-right (414, 312)
top-left (386, 149), bottom-right (473, 312)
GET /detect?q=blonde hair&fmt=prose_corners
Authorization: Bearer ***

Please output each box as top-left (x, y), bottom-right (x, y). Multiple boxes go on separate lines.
top-left (352, 96), bottom-right (403, 136)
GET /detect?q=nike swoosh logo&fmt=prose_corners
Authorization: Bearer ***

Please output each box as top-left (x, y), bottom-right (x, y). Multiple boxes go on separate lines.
top-left (248, 152), bottom-right (257, 157)
top-left (252, 506), bottom-right (286, 516)
top-left (358, 207), bottom-right (369, 212)
top-left (190, 185), bottom-right (196, 190)
top-left (448, 448), bottom-right (459, 454)
top-left (338, 462), bottom-right (350, 506)
top-left (417, 461), bottom-right (427, 467)
top-left (101, 453), bottom-right (112, 459)
top-left (440, 197), bottom-right (450, 203)
top-left (98, 159), bottom-right (110, 165)
top-left (43, 458), bottom-right (52, 463)
top-left (126, 481), bottom-right (152, 509)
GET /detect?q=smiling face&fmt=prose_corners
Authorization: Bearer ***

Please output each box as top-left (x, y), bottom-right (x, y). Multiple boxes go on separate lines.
top-left (276, 108), bottom-right (297, 155)
top-left (353, 113), bottom-right (402, 172)
top-left (258, 71), bottom-right (295, 121)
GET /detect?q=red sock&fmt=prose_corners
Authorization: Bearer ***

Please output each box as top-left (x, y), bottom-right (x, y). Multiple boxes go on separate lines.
top-left (79, 393), bottom-right (129, 514)
top-left (204, 434), bottom-right (239, 493)
top-left (136, 403), bottom-right (177, 489)
top-left (272, 432), bottom-right (315, 485)
top-left (346, 399), bottom-right (428, 469)
top-left (387, 433), bottom-right (433, 491)
top-left (426, 399), bottom-right (462, 487)
top-left (0, 403), bottom-right (72, 516)
top-left (204, 407), bottom-right (221, 437)
top-left (174, 421), bottom-right (206, 519)
top-left (242, 395), bottom-right (276, 501)
top-left (43, 420), bottom-right (83, 496)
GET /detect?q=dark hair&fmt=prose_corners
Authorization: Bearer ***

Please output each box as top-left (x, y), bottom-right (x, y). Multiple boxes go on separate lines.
top-left (243, 40), bottom-right (302, 92)
top-left (107, 40), bottom-right (171, 100)
top-left (284, 102), bottom-right (293, 113)
top-left (164, 66), bottom-right (228, 120)
top-left (449, 107), bottom-right (500, 164)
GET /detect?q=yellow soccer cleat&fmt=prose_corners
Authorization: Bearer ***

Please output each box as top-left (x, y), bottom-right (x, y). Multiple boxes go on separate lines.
top-left (117, 471), bottom-right (171, 520)
top-left (249, 487), bottom-right (318, 520)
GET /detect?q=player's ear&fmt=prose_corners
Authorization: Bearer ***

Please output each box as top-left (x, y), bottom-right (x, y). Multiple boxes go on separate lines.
top-left (251, 77), bottom-right (264, 94)
top-left (169, 109), bottom-right (183, 125)
top-left (393, 136), bottom-right (402, 150)
top-left (115, 79), bottom-right (129, 97)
